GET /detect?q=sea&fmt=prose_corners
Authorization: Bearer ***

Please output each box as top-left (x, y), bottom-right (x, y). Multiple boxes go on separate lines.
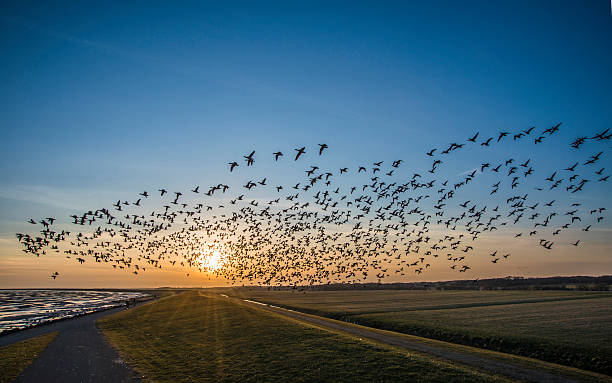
top-left (0, 289), bottom-right (149, 334)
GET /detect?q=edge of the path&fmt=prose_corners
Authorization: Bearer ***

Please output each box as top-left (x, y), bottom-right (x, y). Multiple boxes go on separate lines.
top-left (0, 292), bottom-right (165, 347)
top-left (226, 294), bottom-right (611, 383)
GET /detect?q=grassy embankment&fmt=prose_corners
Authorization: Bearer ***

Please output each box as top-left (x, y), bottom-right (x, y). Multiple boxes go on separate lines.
top-left (230, 289), bottom-right (612, 375)
top-left (0, 332), bottom-right (57, 383)
top-left (98, 291), bottom-right (514, 383)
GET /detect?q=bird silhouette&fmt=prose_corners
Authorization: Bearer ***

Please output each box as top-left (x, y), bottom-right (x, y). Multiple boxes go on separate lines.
top-left (244, 151), bottom-right (255, 166)
top-left (318, 144), bottom-right (328, 155)
top-left (294, 147), bottom-right (306, 160)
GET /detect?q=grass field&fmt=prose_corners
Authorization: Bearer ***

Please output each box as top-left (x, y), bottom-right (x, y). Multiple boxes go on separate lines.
top-left (0, 331), bottom-right (57, 383)
top-left (228, 289), bottom-right (612, 375)
top-left (98, 291), bottom-right (514, 383)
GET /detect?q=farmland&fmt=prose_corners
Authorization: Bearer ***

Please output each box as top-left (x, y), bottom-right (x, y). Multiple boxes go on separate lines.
top-left (228, 289), bottom-right (612, 374)
top-left (98, 291), bottom-right (513, 383)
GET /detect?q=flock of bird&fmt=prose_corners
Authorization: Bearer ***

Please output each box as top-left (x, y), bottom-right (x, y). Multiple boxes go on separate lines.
top-left (16, 124), bottom-right (611, 287)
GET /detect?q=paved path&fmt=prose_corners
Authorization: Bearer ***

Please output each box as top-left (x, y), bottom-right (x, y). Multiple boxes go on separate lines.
top-left (237, 297), bottom-right (599, 383)
top-left (1, 303), bottom-right (149, 383)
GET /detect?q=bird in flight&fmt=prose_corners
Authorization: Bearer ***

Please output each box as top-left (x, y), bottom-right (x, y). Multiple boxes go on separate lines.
top-left (497, 132), bottom-right (509, 142)
top-left (294, 147), bottom-right (306, 160)
top-left (481, 137), bottom-right (493, 146)
top-left (244, 151), bottom-right (255, 166)
top-left (15, 121), bottom-right (610, 289)
top-left (523, 127), bottom-right (535, 135)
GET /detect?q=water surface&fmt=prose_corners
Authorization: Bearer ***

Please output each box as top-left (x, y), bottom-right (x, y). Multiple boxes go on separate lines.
top-left (0, 289), bottom-right (149, 334)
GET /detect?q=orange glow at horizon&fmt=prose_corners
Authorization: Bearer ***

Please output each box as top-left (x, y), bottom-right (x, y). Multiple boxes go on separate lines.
top-left (198, 250), bottom-right (225, 272)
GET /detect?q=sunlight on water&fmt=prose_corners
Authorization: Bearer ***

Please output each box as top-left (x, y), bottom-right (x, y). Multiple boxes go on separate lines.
top-left (0, 290), bottom-right (149, 334)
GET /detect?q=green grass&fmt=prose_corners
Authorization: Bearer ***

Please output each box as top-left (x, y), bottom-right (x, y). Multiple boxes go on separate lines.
top-left (229, 289), bottom-right (612, 375)
top-left (228, 289), bottom-right (611, 314)
top-left (0, 332), bottom-right (57, 383)
top-left (98, 291), bottom-right (513, 383)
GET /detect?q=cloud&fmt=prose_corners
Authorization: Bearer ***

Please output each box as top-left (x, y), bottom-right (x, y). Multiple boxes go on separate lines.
top-left (1, 15), bottom-right (387, 130)
top-left (0, 184), bottom-right (116, 211)
top-left (458, 167), bottom-right (479, 176)
top-left (1, 15), bottom-right (154, 62)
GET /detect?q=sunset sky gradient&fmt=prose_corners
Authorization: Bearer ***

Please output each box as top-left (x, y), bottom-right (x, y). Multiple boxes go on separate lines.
top-left (1, 1), bottom-right (611, 288)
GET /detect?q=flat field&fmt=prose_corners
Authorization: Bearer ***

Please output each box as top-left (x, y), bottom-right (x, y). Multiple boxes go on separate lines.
top-left (229, 289), bottom-right (612, 374)
top-left (98, 291), bottom-right (512, 383)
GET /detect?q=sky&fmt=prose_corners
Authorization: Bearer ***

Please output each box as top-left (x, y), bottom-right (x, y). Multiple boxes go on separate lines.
top-left (1, 1), bottom-right (611, 288)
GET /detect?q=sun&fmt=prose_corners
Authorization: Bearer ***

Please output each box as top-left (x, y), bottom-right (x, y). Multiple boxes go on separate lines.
top-left (199, 250), bottom-right (225, 272)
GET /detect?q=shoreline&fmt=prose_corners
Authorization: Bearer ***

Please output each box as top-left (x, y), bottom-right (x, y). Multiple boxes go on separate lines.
top-left (0, 294), bottom-right (155, 340)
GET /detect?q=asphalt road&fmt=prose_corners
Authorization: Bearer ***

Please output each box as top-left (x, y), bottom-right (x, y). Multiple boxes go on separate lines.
top-left (2, 303), bottom-right (146, 383)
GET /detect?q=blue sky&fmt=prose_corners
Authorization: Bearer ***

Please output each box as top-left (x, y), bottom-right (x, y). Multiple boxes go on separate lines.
top-left (1, 1), bottom-right (611, 287)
